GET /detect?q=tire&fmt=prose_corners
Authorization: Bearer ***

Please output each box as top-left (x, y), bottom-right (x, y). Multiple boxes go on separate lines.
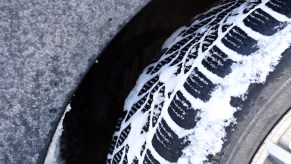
top-left (107, 0), bottom-right (291, 163)
top-left (216, 37), bottom-right (291, 164)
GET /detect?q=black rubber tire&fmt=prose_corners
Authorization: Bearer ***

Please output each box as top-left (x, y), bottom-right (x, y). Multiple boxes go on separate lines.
top-left (216, 48), bottom-right (291, 164)
top-left (107, 0), bottom-right (291, 163)
top-left (59, 0), bottom-right (220, 163)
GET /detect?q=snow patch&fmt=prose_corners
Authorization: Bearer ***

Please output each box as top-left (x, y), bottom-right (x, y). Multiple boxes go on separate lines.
top-left (126, 112), bottom-right (148, 162)
top-left (162, 26), bottom-right (187, 49)
top-left (110, 1), bottom-right (291, 163)
top-left (44, 104), bottom-right (71, 164)
top-left (180, 21), bottom-right (291, 164)
top-left (159, 65), bottom-right (179, 93)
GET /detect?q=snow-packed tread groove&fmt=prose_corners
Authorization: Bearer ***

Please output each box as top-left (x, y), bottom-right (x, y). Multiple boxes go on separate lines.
top-left (184, 44), bottom-right (199, 74)
top-left (181, 1), bottom-right (241, 37)
top-left (144, 149), bottom-right (160, 164)
top-left (184, 67), bottom-right (216, 102)
top-left (151, 119), bottom-right (190, 162)
top-left (202, 25), bottom-right (219, 52)
top-left (142, 113), bottom-right (151, 133)
top-left (122, 156), bottom-right (127, 164)
top-left (149, 36), bottom-right (192, 75)
top-left (149, 55), bottom-right (175, 75)
top-left (108, 0), bottom-right (291, 163)
top-left (266, 0), bottom-right (291, 18)
top-left (174, 63), bottom-right (183, 76)
top-left (141, 94), bottom-right (153, 113)
top-left (138, 75), bottom-right (159, 96)
top-left (141, 82), bottom-right (163, 113)
top-left (181, 24), bottom-right (204, 37)
top-left (112, 146), bottom-right (125, 164)
top-left (202, 46), bottom-right (234, 77)
top-left (149, 1), bottom-right (244, 76)
top-left (152, 86), bottom-right (165, 127)
top-left (167, 37), bottom-right (191, 55)
top-left (132, 157), bottom-right (138, 164)
top-left (221, 26), bottom-right (259, 55)
top-left (243, 0), bottom-right (262, 14)
top-left (168, 91), bottom-right (200, 129)
top-left (243, 8), bottom-right (287, 36)
top-left (121, 145), bottom-right (129, 164)
top-left (200, 3), bottom-right (244, 51)
top-left (116, 124), bottom-right (131, 147)
top-left (170, 41), bottom-right (193, 67)
top-left (125, 93), bottom-right (149, 122)
top-left (140, 142), bottom-right (147, 156)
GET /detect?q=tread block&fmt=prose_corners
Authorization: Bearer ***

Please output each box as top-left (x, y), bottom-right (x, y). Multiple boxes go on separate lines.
top-left (168, 91), bottom-right (200, 129)
top-left (116, 124), bottom-right (131, 147)
top-left (184, 44), bottom-right (199, 74)
top-left (174, 63), bottom-right (183, 76)
top-left (166, 36), bottom-right (191, 54)
top-left (153, 35), bottom-right (196, 75)
top-left (266, 0), bottom-right (291, 18)
top-left (202, 25), bottom-right (219, 52)
top-left (221, 26), bottom-right (259, 55)
top-left (133, 157), bottom-right (139, 164)
top-left (169, 40), bottom-right (194, 67)
top-left (152, 119), bottom-right (190, 162)
top-left (112, 146), bottom-right (124, 163)
top-left (138, 75), bottom-right (159, 96)
top-left (243, 8), bottom-right (287, 36)
top-left (108, 135), bottom-right (118, 155)
top-left (151, 48), bottom-right (168, 63)
top-left (152, 86), bottom-right (165, 127)
top-left (121, 145), bottom-right (129, 164)
top-left (140, 142), bottom-right (146, 156)
top-left (202, 46), bottom-right (234, 77)
top-left (150, 55), bottom-right (175, 74)
top-left (108, 111), bottom-right (127, 154)
top-left (140, 82), bottom-right (163, 113)
top-left (182, 23), bottom-right (206, 37)
top-left (113, 115), bottom-right (123, 135)
top-left (183, 67), bottom-right (216, 102)
top-left (142, 113), bottom-right (151, 133)
top-left (243, 1), bottom-right (262, 14)
top-left (125, 93), bottom-right (149, 122)
top-left (144, 149), bottom-right (160, 164)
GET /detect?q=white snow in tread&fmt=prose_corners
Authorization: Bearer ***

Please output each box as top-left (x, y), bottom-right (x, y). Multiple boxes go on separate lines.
top-left (126, 112), bottom-right (148, 162)
top-left (109, 0), bottom-right (291, 163)
top-left (181, 22), bottom-right (291, 164)
top-left (159, 64), bottom-right (180, 93)
top-left (162, 26), bottom-right (187, 49)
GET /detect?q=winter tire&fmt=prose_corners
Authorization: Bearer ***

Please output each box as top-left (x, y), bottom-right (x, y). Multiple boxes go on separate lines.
top-left (107, 0), bottom-right (291, 163)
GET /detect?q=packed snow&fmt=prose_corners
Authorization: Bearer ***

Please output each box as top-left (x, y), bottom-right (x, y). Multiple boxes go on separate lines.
top-left (110, 0), bottom-right (291, 163)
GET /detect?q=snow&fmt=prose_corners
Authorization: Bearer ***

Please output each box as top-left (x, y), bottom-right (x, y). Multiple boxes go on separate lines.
top-left (44, 104), bottom-right (71, 164)
top-left (180, 12), bottom-right (291, 164)
top-left (111, 0), bottom-right (291, 163)
top-left (126, 112), bottom-right (148, 162)
top-left (159, 65), bottom-right (180, 93)
top-left (162, 26), bottom-right (187, 49)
